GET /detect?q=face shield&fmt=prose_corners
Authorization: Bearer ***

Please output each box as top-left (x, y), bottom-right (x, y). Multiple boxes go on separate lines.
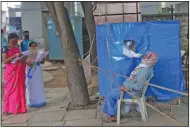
top-left (123, 40), bottom-right (135, 51)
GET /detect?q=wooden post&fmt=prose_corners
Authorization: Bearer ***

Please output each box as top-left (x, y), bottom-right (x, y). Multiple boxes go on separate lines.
top-left (105, 2), bottom-right (107, 23)
top-left (122, 2), bottom-right (124, 22)
top-left (136, 2), bottom-right (139, 22)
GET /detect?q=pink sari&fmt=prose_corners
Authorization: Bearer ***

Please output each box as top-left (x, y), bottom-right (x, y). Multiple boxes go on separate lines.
top-left (3, 47), bottom-right (27, 114)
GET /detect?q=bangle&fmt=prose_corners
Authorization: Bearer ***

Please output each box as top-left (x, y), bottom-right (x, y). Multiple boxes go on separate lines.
top-left (9, 57), bottom-right (12, 61)
top-left (10, 56), bottom-right (15, 61)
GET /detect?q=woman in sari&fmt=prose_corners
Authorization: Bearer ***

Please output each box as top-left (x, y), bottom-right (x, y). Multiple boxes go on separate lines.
top-left (2, 33), bottom-right (27, 115)
top-left (25, 41), bottom-right (46, 107)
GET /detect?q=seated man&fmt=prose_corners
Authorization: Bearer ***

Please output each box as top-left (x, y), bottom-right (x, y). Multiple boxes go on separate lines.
top-left (102, 51), bottom-right (158, 123)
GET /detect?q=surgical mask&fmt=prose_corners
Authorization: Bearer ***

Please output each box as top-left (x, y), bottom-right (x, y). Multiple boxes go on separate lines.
top-left (9, 39), bottom-right (18, 46)
top-left (29, 47), bottom-right (37, 53)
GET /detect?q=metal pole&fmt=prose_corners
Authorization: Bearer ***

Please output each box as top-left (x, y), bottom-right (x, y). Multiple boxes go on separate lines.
top-left (136, 2), bottom-right (139, 22)
top-left (171, 5), bottom-right (174, 20)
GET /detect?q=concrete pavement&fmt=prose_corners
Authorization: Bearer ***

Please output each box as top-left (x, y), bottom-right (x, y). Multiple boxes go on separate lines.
top-left (1, 87), bottom-right (189, 127)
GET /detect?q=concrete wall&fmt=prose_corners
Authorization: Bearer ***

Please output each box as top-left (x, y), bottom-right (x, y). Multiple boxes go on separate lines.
top-left (140, 2), bottom-right (188, 14)
top-left (165, 2), bottom-right (183, 6)
top-left (93, 2), bottom-right (139, 15)
top-left (2, 11), bottom-right (6, 28)
top-left (40, 1), bottom-right (77, 48)
top-left (21, 2), bottom-right (44, 45)
top-left (8, 8), bottom-right (22, 17)
top-left (41, 12), bottom-right (50, 51)
top-left (175, 2), bottom-right (189, 13)
top-left (40, 2), bottom-right (78, 16)
top-left (140, 2), bottom-right (162, 14)
top-left (40, 2), bottom-right (47, 10)
top-left (8, 8), bottom-right (16, 17)
top-left (94, 2), bottom-right (141, 24)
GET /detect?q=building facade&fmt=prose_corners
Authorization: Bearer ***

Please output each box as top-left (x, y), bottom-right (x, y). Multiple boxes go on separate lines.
top-left (1, 11), bottom-right (7, 28)
top-left (21, 2), bottom-right (43, 44)
top-left (140, 2), bottom-right (162, 14)
top-left (174, 2), bottom-right (189, 13)
top-left (140, 2), bottom-right (189, 14)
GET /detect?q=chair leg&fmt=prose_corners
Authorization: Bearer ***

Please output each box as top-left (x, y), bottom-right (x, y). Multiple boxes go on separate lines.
top-left (117, 100), bottom-right (121, 125)
top-left (170, 105), bottom-right (173, 117)
top-left (139, 101), bottom-right (146, 122)
top-left (120, 103), bottom-right (125, 117)
top-left (144, 105), bottom-right (148, 117)
top-left (98, 98), bottom-right (101, 105)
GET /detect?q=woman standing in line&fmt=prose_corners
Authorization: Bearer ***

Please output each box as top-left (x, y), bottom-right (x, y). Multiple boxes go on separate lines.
top-left (2, 33), bottom-right (27, 115)
top-left (25, 41), bottom-right (46, 107)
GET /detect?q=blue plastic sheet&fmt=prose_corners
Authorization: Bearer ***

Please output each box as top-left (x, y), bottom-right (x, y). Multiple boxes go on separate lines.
top-left (96, 20), bottom-right (185, 102)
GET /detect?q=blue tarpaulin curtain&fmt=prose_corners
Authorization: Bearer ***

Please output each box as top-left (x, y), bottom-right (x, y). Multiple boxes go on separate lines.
top-left (96, 20), bottom-right (185, 102)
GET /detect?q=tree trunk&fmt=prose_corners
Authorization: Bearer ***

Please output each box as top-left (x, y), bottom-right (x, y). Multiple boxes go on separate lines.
top-left (42, 13), bottom-right (49, 51)
top-left (81, 2), bottom-right (97, 67)
top-left (52, 2), bottom-right (90, 107)
top-left (46, 2), bottom-right (61, 36)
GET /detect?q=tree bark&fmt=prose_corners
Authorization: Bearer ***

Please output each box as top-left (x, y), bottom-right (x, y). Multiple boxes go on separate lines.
top-left (52, 2), bottom-right (90, 107)
top-left (42, 13), bottom-right (49, 51)
top-left (46, 2), bottom-right (61, 36)
top-left (81, 2), bottom-right (97, 67)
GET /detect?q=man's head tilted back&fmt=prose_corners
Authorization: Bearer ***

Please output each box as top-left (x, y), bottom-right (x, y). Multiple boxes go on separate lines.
top-left (141, 51), bottom-right (158, 67)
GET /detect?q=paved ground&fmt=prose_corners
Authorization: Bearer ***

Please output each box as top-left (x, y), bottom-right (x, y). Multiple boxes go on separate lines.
top-left (1, 87), bottom-right (189, 127)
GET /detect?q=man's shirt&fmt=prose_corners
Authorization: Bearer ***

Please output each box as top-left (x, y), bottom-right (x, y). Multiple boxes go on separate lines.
top-left (20, 39), bottom-right (31, 52)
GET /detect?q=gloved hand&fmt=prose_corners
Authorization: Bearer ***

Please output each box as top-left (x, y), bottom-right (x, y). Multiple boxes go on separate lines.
top-left (136, 53), bottom-right (143, 58)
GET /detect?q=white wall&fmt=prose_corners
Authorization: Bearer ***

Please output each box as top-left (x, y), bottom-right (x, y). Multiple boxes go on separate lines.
top-left (21, 2), bottom-right (44, 45)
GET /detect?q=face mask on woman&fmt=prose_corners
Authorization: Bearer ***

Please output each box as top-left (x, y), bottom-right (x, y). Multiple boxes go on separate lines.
top-left (29, 46), bottom-right (37, 53)
top-left (9, 39), bottom-right (18, 46)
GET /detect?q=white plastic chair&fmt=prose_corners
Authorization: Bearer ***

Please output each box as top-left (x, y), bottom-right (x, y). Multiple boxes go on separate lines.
top-left (117, 76), bottom-right (153, 125)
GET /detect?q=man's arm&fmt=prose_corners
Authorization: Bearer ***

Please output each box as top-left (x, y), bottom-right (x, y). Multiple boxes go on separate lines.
top-left (122, 47), bottom-right (142, 58)
top-left (122, 78), bottom-right (134, 91)
top-left (130, 50), bottom-right (143, 58)
top-left (129, 68), bottom-right (153, 91)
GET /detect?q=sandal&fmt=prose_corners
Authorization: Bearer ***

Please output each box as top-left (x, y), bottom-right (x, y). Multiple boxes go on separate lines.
top-left (3, 112), bottom-right (10, 116)
top-left (103, 117), bottom-right (117, 123)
